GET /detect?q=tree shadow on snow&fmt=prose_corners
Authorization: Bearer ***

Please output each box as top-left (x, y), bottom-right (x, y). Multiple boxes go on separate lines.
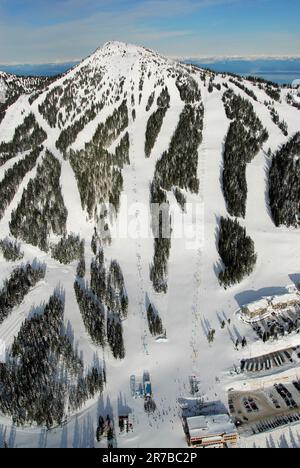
top-left (38, 428), bottom-right (48, 448)
top-left (263, 154), bottom-right (275, 223)
top-left (28, 303), bottom-right (47, 320)
top-left (235, 286), bottom-right (288, 308)
top-left (117, 393), bottom-right (132, 417)
top-left (213, 215), bottom-right (224, 281)
top-left (97, 394), bottom-right (114, 422)
top-left (8, 425), bottom-right (16, 448)
top-left (60, 423), bottom-right (68, 448)
top-left (200, 316), bottom-right (212, 338)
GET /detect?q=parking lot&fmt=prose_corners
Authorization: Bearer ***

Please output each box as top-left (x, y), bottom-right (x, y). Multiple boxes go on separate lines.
top-left (229, 375), bottom-right (300, 434)
top-left (241, 346), bottom-right (300, 374)
top-left (252, 307), bottom-right (300, 342)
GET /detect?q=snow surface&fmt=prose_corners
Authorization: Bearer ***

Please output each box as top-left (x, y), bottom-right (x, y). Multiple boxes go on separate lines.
top-left (0, 78), bottom-right (7, 103)
top-left (0, 41), bottom-right (300, 448)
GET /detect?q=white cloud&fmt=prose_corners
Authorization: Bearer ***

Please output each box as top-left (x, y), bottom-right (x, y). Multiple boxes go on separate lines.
top-left (0, 0), bottom-right (298, 63)
top-left (0, 1), bottom-right (200, 63)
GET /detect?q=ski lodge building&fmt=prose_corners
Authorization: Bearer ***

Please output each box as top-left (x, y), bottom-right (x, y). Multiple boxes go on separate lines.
top-left (241, 292), bottom-right (300, 322)
top-left (271, 293), bottom-right (299, 310)
top-left (241, 298), bottom-right (269, 321)
top-left (184, 414), bottom-right (239, 449)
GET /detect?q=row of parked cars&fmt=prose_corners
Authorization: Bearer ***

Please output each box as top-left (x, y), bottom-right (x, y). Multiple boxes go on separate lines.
top-left (274, 383), bottom-right (298, 410)
top-left (241, 348), bottom-right (297, 374)
top-left (252, 310), bottom-right (300, 342)
top-left (252, 412), bottom-right (300, 435)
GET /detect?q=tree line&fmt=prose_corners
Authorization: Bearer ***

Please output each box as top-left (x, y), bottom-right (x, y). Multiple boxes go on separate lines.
top-left (0, 146), bottom-right (42, 220)
top-left (51, 234), bottom-right (85, 264)
top-left (145, 87), bottom-right (170, 158)
top-left (218, 217), bottom-right (257, 288)
top-left (0, 113), bottom-right (47, 166)
top-left (222, 89), bottom-right (268, 217)
top-left (0, 290), bottom-right (105, 427)
top-left (0, 237), bottom-right (24, 262)
top-left (74, 245), bottom-right (127, 359)
top-left (150, 97), bottom-right (204, 293)
top-left (10, 150), bottom-right (68, 251)
top-left (0, 261), bottom-right (45, 324)
top-left (269, 132), bottom-right (300, 227)
top-left (69, 101), bottom-right (129, 218)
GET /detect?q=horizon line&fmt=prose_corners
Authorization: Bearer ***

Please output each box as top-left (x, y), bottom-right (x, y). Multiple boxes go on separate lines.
top-left (1, 54), bottom-right (300, 67)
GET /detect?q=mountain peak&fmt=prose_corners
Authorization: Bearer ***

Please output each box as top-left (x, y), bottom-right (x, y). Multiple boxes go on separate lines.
top-left (102, 40), bottom-right (134, 50)
top-left (91, 40), bottom-right (166, 63)
top-left (101, 40), bottom-right (153, 54)
top-left (76, 40), bottom-right (177, 79)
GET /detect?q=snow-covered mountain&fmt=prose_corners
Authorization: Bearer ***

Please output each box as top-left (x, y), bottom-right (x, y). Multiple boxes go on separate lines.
top-left (0, 71), bottom-right (48, 97)
top-left (0, 41), bottom-right (300, 448)
top-left (0, 71), bottom-right (55, 127)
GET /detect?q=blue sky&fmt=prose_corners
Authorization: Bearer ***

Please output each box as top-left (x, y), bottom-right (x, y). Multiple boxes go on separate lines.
top-left (0, 0), bottom-right (299, 63)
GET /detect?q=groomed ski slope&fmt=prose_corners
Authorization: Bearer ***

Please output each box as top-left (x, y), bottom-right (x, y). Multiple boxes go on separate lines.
top-left (0, 42), bottom-right (300, 448)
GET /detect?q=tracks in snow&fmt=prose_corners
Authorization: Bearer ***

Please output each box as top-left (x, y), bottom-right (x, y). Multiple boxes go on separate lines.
top-left (190, 87), bottom-right (206, 365)
top-left (129, 133), bottom-right (150, 356)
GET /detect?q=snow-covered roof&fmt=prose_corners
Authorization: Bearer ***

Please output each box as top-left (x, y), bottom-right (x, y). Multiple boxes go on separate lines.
top-left (242, 299), bottom-right (269, 314)
top-left (188, 416), bottom-right (207, 432)
top-left (271, 293), bottom-right (299, 306)
top-left (241, 292), bottom-right (300, 320)
top-left (186, 414), bottom-right (237, 439)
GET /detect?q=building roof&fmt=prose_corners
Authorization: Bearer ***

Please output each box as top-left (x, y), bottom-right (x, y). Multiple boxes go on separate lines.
top-left (271, 293), bottom-right (299, 307)
top-left (186, 414), bottom-right (237, 440)
top-left (242, 299), bottom-right (269, 314)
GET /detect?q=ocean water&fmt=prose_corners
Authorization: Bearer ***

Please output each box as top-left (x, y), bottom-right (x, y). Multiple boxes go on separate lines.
top-left (185, 59), bottom-right (300, 85)
top-left (0, 62), bottom-right (79, 77)
top-left (1, 59), bottom-right (300, 85)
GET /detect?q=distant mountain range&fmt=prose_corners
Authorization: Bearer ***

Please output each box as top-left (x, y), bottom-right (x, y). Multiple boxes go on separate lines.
top-left (1, 57), bottom-right (300, 85)
top-left (184, 58), bottom-right (300, 85)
